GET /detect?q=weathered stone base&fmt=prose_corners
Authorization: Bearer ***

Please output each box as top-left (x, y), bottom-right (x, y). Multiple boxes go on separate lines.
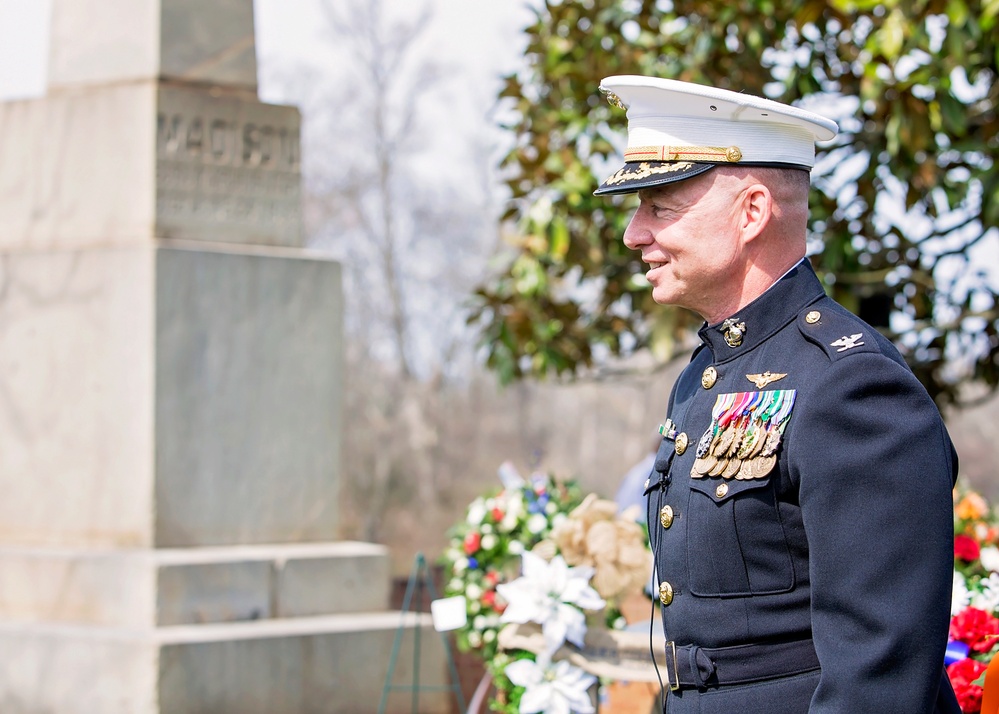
top-left (0, 542), bottom-right (390, 627)
top-left (0, 613), bottom-right (450, 714)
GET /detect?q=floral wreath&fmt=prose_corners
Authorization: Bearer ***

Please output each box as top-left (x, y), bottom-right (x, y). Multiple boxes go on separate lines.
top-left (441, 463), bottom-right (653, 714)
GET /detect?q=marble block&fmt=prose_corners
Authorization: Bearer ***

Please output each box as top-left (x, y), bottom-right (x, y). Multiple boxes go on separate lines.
top-left (154, 244), bottom-right (342, 546)
top-left (0, 614), bottom-right (451, 714)
top-left (155, 84), bottom-right (303, 246)
top-left (0, 244), bottom-right (342, 548)
top-left (48, 0), bottom-right (258, 91)
top-left (0, 542), bottom-right (391, 627)
top-left (0, 84), bottom-right (302, 250)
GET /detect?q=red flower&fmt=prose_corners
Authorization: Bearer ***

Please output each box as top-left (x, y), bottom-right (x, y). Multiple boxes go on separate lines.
top-left (482, 591), bottom-right (497, 608)
top-left (956, 535), bottom-right (982, 562)
top-left (951, 607), bottom-right (999, 654)
top-left (463, 532), bottom-right (481, 555)
top-left (947, 658), bottom-right (987, 713)
top-left (491, 507), bottom-right (504, 522)
top-left (484, 571), bottom-right (501, 587)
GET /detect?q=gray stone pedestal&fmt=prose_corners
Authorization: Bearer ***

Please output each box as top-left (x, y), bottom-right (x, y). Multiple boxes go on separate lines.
top-left (0, 2), bottom-right (448, 712)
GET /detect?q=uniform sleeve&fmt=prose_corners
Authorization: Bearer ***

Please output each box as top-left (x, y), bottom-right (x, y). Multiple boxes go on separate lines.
top-left (788, 352), bottom-right (956, 713)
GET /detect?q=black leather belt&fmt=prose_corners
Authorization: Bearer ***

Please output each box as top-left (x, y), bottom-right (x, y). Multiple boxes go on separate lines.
top-left (663, 638), bottom-right (820, 691)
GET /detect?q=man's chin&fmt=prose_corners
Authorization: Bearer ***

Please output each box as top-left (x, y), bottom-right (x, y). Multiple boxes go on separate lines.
top-left (650, 285), bottom-right (677, 306)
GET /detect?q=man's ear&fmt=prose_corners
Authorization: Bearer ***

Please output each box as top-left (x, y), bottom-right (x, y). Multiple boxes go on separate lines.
top-left (740, 183), bottom-right (773, 243)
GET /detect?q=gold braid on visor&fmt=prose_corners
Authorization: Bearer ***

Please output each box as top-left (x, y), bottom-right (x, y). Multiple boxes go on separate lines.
top-left (623, 145), bottom-right (744, 163)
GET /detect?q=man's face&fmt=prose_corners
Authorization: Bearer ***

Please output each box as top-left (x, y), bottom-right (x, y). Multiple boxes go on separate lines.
top-left (622, 170), bottom-right (745, 317)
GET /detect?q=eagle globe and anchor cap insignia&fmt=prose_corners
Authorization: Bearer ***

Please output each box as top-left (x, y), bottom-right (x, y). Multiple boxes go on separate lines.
top-left (721, 318), bottom-right (746, 348)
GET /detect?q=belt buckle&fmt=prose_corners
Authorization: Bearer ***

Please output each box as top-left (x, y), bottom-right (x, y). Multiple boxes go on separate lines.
top-left (664, 640), bottom-right (680, 691)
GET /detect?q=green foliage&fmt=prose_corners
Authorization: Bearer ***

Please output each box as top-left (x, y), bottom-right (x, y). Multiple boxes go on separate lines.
top-left (472, 0), bottom-right (999, 409)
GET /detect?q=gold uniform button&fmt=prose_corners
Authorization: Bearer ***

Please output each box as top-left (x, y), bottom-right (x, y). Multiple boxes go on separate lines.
top-left (715, 483), bottom-right (729, 499)
top-left (674, 432), bottom-right (689, 455)
top-left (659, 581), bottom-right (674, 606)
top-left (805, 310), bottom-right (821, 324)
top-left (701, 366), bottom-right (718, 389)
top-left (660, 505), bottom-right (674, 529)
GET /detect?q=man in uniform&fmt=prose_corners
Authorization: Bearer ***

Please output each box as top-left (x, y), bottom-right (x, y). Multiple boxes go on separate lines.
top-left (594, 76), bottom-right (960, 712)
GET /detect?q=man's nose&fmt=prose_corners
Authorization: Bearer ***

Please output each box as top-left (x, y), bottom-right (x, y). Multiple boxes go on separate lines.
top-left (622, 205), bottom-right (652, 251)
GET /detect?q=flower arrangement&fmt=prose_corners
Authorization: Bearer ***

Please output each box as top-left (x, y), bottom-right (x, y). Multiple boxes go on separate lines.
top-left (441, 463), bottom-right (654, 714)
top-left (440, 463), bottom-right (586, 661)
top-left (949, 488), bottom-right (999, 713)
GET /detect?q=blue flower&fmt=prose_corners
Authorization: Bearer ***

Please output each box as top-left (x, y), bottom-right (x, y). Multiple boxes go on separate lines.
top-left (467, 557), bottom-right (479, 570)
top-left (527, 493), bottom-right (550, 514)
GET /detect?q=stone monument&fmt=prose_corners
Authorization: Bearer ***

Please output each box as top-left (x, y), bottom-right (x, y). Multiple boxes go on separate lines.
top-left (0, 1), bottom-right (448, 712)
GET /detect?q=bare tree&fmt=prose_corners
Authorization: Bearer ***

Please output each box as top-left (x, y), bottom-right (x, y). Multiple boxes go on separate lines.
top-left (275, 0), bottom-right (504, 536)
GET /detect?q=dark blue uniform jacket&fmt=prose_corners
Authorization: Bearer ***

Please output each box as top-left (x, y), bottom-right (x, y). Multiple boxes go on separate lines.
top-left (645, 260), bottom-right (961, 713)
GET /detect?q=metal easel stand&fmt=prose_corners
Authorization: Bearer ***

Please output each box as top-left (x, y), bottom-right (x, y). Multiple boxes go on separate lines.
top-left (378, 553), bottom-right (467, 714)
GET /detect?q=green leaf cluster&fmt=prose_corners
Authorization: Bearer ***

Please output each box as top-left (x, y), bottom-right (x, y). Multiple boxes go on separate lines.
top-left (473, 0), bottom-right (999, 409)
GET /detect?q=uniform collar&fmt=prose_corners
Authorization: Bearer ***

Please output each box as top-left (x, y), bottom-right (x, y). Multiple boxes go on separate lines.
top-left (697, 259), bottom-right (825, 363)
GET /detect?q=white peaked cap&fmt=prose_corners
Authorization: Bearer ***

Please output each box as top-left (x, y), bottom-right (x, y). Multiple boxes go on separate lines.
top-left (594, 76), bottom-right (838, 195)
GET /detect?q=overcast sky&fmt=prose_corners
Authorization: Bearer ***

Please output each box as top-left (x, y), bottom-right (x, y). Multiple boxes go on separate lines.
top-left (0, 0), bottom-right (530, 104)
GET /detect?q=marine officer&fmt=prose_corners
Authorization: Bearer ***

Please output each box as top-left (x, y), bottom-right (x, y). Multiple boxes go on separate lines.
top-left (594, 76), bottom-right (960, 713)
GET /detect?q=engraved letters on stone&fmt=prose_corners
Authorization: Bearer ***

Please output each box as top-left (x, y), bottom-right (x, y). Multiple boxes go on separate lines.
top-left (155, 88), bottom-right (303, 245)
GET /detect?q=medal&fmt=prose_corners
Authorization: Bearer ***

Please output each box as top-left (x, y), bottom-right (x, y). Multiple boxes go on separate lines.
top-left (692, 389), bottom-right (797, 482)
top-left (709, 457), bottom-right (728, 476)
top-left (693, 454), bottom-right (717, 476)
top-left (748, 422), bottom-right (768, 458)
top-left (760, 428), bottom-right (782, 457)
top-left (736, 424), bottom-right (761, 459)
top-left (722, 458), bottom-right (743, 479)
top-left (737, 460), bottom-right (754, 480)
top-left (712, 425), bottom-right (735, 456)
top-left (695, 427), bottom-right (714, 458)
top-left (750, 455), bottom-right (777, 478)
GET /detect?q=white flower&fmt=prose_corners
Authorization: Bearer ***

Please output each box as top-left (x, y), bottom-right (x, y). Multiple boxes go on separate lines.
top-left (482, 534), bottom-right (497, 550)
top-left (454, 558), bottom-right (468, 574)
top-left (973, 573), bottom-right (999, 613)
top-left (953, 571), bottom-right (972, 616)
top-left (528, 514), bottom-right (549, 534)
top-left (505, 657), bottom-right (595, 714)
top-left (545, 502), bottom-right (557, 515)
top-left (449, 578), bottom-right (464, 592)
top-left (482, 524), bottom-right (494, 535)
top-left (497, 552), bottom-right (606, 655)
top-left (467, 499), bottom-right (487, 526)
top-left (468, 631), bottom-right (482, 648)
top-left (509, 541), bottom-right (525, 555)
top-left (551, 514), bottom-right (567, 529)
top-left (473, 615), bottom-right (487, 630)
top-left (501, 514), bottom-right (519, 532)
top-left (484, 629), bottom-right (496, 643)
top-left (466, 584), bottom-right (483, 600)
top-left (499, 461), bottom-right (526, 490)
top-left (982, 546), bottom-right (999, 573)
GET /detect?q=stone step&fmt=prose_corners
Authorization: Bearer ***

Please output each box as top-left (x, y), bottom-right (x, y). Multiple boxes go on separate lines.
top-left (0, 541), bottom-right (390, 627)
top-left (0, 612), bottom-right (451, 714)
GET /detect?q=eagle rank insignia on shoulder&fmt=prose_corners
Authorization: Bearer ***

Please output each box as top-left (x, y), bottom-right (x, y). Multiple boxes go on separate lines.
top-left (691, 390), bottom-right (796, 481)
top-left (830, 333), bottom-right (865, 352)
